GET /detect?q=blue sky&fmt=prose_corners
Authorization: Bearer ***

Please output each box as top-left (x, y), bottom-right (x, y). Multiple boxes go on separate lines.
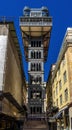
top-left (0, 0), bottom-right (72, 81)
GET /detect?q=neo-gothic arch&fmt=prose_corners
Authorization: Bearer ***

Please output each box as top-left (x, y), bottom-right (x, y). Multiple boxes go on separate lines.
top-left (31, 51), bottom-right (41, 59)
top-left (31, 51), bottom-right (34, 58)
top-left (39, 63), bottom-right (41, 71)
top-left (31, 63), bottom-right (41, 71)
top-left (39, 41), bottom-right (41, 47)
top-left (37, 63), bottom-right (38, 71)
top-left (39, 51), bottom-right (41, 58)
top-left (31, 40), bottom-right (41, 47)
top-left (33, 76), bottom-right (42, 83)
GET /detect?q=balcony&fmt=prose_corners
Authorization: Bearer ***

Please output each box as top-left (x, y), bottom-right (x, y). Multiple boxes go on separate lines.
top-left (20, 17), bottom-right (52, 26)
top-left (28, 113), bottom-right (46, 119)
top-left (30, 98), bottom-right (42, 102)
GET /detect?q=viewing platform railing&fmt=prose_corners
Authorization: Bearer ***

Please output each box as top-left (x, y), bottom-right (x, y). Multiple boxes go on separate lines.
top-left (20, 17), bottom-right (52, 26)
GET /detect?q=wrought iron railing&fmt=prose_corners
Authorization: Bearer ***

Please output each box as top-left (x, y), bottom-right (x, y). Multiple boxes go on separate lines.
top-left (20, 17), bottom-right (52, 26)
top-left (28, 113), bottom-right (46, 119)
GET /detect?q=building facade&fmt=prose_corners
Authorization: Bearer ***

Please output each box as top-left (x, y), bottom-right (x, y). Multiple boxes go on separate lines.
top-left (46, 64), bottom-right (57, 130)
top-left (46, 64), bottom-right (55, 112)
top-left (51, 28), bottom-right (72, 130)
top-left (0, 22), bottom-right (27, 130)
top-left (20, 7), bottom-right (52, 118)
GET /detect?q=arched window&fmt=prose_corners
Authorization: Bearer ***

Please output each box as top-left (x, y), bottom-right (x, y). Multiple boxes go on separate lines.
top-left (35, 77), bottom-right (37, 83)
top-left (37, 63), bottom-right (38, 71)
top-left (31, 51), bottom-right (33, 58)
top-left (37, 52), bottom-right (38, 59)
top-left (35, 41), bottom-right (37, 47)
top-left (39, 41), bottom-right (41, 47)
top-left (33, 78), bottom-right (35, 83)
top-left (36, 77), bottom-right (38, 82)
top-left (34, 52), bottom-right (35, 59)
top-left (37, 41), bottom-right (38, 47)
top-left (34, 41), bottom-right (35, 47)
top-left (34, 63), bottom-right (35, 71)
top-left (31, 41), bottom-right (33, 47)
top-left (39, 63), bottom-right (41, 71)
top-left (39, 77), bottom-right (42, 83)
top-left (30, 75), bottom-right (33, 84)
top-left (35, 63), bottom-right (36, 71)
top-left (31, 63), bottom-right (35, 71)
top-left (31, 63), bottom-right (32, 71)
top-left (39, 52), bottom-right (41, 59)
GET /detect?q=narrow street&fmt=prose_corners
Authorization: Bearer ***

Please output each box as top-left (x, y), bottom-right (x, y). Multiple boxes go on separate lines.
top-left (0, 4), bottom-right (72, 130)
top-left (23, 119), bottom-right (48, 130)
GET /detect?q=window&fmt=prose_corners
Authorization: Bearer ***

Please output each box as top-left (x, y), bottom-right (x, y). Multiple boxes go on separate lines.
top-left (63, 71), bottom-right (67, 83)
top-left (56, 99), bottom-right (58, 106)
top-left (31, 51), bottom-right (33, 58)
top-left (31, 63), bottom-right (41, 71)
top-left (37, 41), bottom-right (38, 47)
top-left (42, 11), bottom-right (47, 16)
top-left (60, 94), bottom-right (62, 105)
top-left (37, 52), bottom-right (38, 58)
top-left (30, 11), bottom-right (41, 17)
top-left (65, 89), bottom-right (68, 102)
top-left (31, 41), bottom-right (33, 47)
top-left (56, 83), bottom-right (58, 95)
top-left (39, 63), bottom-right (41, 71)
top-left (34, 52), bottom-right (35, 58)
top-left (62, 55), bottom-right (65, 66)
top-left (31, 63), bottom-right (33, 71)
top-left (54, 91), bottom-right (55, 98)
top-left (34, 41), bottom-right (35, 47)
top-left (33, 63), bottom-right (35, 71)
top-left (24, 11), bottom-right (30, 17)
top-left (59, 80), bottom-right (62, 90)
top-left (39, 52), bottom-right (41, 58)
top-left (39, 41), bottom-right (41, 47)
top-left (31, 41), bottom-right (41, 47)
top-left (37, 63), bottom-right (38, 71)
top-left (38, 76), bottom-right (41, 83)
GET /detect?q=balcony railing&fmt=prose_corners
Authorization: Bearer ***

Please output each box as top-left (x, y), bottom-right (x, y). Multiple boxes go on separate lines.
top-left (20, 17), bottom-right (52, 26)
top-left (30, 98), bottom-right (42, 102)
top-left (28, 113), bottom-right (46, 119)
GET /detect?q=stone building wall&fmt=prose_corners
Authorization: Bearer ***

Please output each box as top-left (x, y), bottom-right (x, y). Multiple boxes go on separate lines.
top-left (66, 45), bottom-right (72, 102)
top-left (0, 24), bottom-right (23, 117)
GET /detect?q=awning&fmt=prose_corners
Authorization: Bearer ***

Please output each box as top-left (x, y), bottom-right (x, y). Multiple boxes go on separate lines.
top-left (52, 106), bottom-right (68, 119)
top-left (4, 92), bottom-right (24, 112)
top-left (53, 111), bottom-right (62, 119)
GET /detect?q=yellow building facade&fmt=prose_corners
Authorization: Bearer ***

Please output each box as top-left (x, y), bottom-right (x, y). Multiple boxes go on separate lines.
top-left (51, 28), bottom-right (72, 130)
top-left (46, 65), bottom-right (55, 111)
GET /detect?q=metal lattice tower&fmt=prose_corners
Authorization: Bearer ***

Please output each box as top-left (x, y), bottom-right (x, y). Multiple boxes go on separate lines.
top-left (20, 6), bottom-right (52, 118)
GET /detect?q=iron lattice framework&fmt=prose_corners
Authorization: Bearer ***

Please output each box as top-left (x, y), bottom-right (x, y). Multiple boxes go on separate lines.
top-left (20, 6), bottom-right (52, 117)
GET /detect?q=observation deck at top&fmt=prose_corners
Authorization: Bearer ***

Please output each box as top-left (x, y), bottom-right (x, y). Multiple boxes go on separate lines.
top-left (20, 7), bottom-right (52, 61)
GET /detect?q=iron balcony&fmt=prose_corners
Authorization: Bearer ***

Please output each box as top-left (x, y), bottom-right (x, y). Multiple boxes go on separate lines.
top-left (20, 17), bottom-right (52, 26)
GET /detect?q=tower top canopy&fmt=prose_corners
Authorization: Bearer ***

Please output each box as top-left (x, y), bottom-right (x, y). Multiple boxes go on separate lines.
top-left (41, 6), bottom-right (48, 11)
top-left (20, 6), bottom-right (52, 61)
top-left (23, 6), bottom-right (49, 17)
top-left (24, 6), bottom-right (30, 11)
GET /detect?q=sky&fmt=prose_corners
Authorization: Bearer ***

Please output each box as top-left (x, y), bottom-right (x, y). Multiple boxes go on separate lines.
top-left (0, 0), bottom-right (72, 81)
